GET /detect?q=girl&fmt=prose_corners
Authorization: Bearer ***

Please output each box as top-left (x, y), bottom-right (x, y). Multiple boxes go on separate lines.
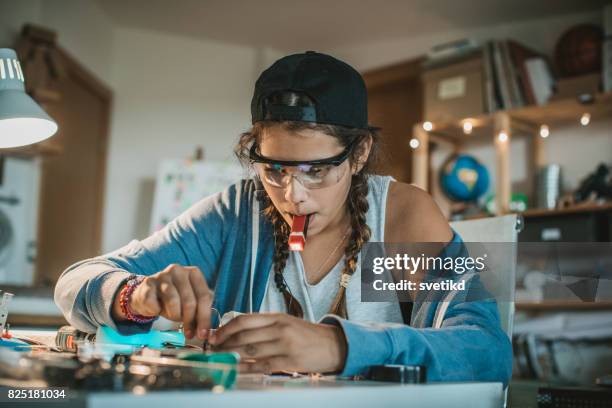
top-left (55, 51), bottom-right (512, 384)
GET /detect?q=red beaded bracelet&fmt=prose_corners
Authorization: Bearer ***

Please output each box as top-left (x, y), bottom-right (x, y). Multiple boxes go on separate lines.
top-left (119, 275), bottom-right (157, 324)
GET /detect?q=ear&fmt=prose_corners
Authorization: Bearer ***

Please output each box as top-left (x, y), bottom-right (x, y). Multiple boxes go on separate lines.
top-left (351, 135), bottom-right (373, 175)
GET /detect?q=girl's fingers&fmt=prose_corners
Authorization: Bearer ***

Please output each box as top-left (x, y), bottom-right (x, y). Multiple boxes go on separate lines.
top-left (187, 267), bottom-right (214, 339)
top-left (214, 325), bottom-right (280, 349)
top-left (171, 270), bottom-right (197, 337)
top-left (158, 279), bottom-right (182, 321)
top-left (211, 313), bottom-right (282, 345)
top-left (238, 356), bottom-right (292, 374)
top-left (217, 339), bottom-right (284, 360)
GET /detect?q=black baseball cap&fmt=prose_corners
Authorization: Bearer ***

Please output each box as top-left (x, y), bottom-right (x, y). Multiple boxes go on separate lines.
top-left (251, 51), bottom-right (373, 130)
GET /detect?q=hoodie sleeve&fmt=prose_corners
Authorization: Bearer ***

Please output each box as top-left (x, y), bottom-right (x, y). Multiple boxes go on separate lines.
top-left (54, 181), bottom-right (244, 334)
top-left (319, 232), bottom-right (513, 387)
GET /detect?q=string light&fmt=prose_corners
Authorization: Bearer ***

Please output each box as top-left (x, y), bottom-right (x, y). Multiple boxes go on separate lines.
top-left (580, 113), bottom-right (591, 126)
top-left (409, 138), bottom-right (420, 149)
top-left (498, 132), bottom-right (508, 143)
top-left (462, 121), bottom-right (473, 135)
top-left (422, 121), bottom-right (433, 131)
top-left (539, 125), bottom-right (549, 138)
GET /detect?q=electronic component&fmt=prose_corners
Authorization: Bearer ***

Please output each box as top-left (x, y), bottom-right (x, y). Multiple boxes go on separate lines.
top-left (56, 325), bottom-right (96, 352)
top-left (96, 325), bottom-right (185, 350)
top-left (0, 347), bottom-right (238, 391)
top-left (0, 291), bottom-right (30, 350)
top-left (367, 365), bottom-right (427, 384)
top-left (0, 291), bottom-right (13, 336)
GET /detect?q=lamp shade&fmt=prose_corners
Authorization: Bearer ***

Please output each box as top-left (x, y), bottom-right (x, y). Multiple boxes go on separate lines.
top-left (0, 48), bottom-right (58, 148)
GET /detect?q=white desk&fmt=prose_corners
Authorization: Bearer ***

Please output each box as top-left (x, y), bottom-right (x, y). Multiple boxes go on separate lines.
top-left (83, 375), bottom-right (503, 408)
top-left (4, 329), bottom-right (503, 408)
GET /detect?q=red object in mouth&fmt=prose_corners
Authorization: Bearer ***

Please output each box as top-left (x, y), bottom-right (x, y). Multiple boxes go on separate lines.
top-left (288, 214), bottom-right (310, 251)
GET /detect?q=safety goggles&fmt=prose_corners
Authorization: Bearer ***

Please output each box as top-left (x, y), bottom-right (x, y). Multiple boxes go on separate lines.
top-left (249, 141), bottom-right (355, 189)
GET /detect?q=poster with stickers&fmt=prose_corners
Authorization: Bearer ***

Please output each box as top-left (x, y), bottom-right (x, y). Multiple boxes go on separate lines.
top-left (149, 159), bottom-right (245, 233)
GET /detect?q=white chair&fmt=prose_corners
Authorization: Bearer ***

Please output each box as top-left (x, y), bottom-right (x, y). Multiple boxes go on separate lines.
top-left (450, 214), bottom-right (522, 338)
top-left (450, 214), bottom-right (522, 408)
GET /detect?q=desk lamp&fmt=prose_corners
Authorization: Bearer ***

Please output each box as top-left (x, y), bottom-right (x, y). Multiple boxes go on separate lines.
top-left (0, 48), bottom-right (57, 148)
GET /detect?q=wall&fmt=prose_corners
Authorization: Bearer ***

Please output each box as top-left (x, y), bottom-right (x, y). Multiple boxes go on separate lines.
top-left (331, 9), bottom-right (612, 206)
top-left (331, 11), bottom-right (602, 72)
top-left (0, 0), bottom-right (114, 288)
top-left (0, 0), bottom-right (113, 83)
top-left (102, 27), bottom-right (268, 251)
top-left (0, 0), bottom-right (43, 47)
top-left (39, 0), bottom-right (114, 82)
top-left (0, 0), bottom-right (273, 253)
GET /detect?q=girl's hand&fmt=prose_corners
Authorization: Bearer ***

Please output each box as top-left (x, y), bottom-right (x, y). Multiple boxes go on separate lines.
top-left (112, 264), bottom-right (214, 340)
top-left (209, 313), bottom-right (347, 374)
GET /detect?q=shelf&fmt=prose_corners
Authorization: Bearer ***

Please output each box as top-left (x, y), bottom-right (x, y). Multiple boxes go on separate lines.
top-left (520, 202), bottom-right (612, 218)
top-left (421, 91), bottom-right (612, 144)
top-left (457, 202), bottom-right (612, 220)
top-left (516, 301), bottom-right (612, 311)
top-left (8, 314), bottom-right (67, 327)
top-left (412, 91), bottom-right (612, 215)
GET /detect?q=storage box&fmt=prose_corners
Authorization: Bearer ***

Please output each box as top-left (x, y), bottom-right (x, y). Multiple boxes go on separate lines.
top-left (520, 212), bottom-right (609, 242)
top-left (550, 73), bottom-right (601, 101)
top-left (422, 55), bottom-right (484, 123)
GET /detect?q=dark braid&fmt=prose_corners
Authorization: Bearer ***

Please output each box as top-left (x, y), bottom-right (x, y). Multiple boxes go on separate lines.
top-left (328, 171), bottom-right (371, 318)
top-left (259, 191), bottom-right (304, 317)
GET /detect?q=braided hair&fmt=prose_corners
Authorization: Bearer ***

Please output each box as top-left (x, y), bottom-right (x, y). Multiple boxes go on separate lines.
top-left (235, 95), bottom-right (380, 319)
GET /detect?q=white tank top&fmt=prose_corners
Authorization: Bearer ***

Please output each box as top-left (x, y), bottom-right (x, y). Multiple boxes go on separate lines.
top-left (259, 174), bottom-right (404, 324)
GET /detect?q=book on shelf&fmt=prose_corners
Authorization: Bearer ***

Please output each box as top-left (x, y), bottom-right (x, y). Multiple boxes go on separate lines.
top-left (492, 41), bottom-right (513, 109)
top-left (422, 46), bottom-right (481, 70)
top-left (481, 43), bottom-right (498, 112)
top-left (524, 57), bottom-right (555, 105)
top-left (426, 38), bottom-right (479, 61)
top-left (501, 40), bottom-right (526, 107)
top-left (605, 3), bottom-right (612, 36)
top-left (482, 39), bottom-right (555, 111)
top-left (606, 4), bottom-right (612, 92)
top-left (506, 40), bottom-right (541, 105)
top-left (604, 38), bottom-right (612, 92)
top-left (422, 38), bottom-right (557, 120)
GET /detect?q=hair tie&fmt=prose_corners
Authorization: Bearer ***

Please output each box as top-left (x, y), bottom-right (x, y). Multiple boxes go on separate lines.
top-left (339, 273), bottom-right (351, 288)
top-left (119, 275), bottom-right (158, 324)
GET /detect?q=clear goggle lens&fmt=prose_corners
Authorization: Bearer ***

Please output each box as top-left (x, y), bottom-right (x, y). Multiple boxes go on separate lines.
top-left (254, 162), bottom-right (346, 189)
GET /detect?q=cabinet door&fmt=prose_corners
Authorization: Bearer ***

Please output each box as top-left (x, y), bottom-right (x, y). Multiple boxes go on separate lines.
top-left (520, 213), bottom-right (609, 242)
top-left (34, 48), bottom-right (111, 286)
top-left (365, 59), bottom-right (423, 184)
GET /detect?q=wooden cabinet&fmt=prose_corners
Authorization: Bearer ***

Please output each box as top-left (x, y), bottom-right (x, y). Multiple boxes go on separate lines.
top-left (8, 25), bottom-right (112, 288)
top-left (363, 58), bottom-right (424, 183)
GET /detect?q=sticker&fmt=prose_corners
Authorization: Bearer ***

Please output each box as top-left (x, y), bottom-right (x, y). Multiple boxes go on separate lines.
top-left (438, 76), bottom-right (466, 100)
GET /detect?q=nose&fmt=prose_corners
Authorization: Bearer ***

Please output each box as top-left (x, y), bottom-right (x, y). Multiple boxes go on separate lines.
top-left (284, 176), bottom-right (308, 205)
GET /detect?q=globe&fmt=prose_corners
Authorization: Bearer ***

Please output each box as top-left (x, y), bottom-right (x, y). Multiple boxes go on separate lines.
top-left (440, 154), bottom-right (489, 202)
